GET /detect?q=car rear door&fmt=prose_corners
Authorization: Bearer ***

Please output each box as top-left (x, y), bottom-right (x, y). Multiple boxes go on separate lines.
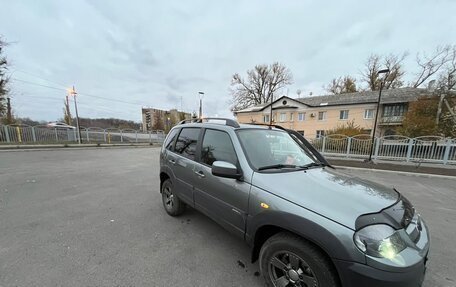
top-left (193, 128), bottom-right (250, 238)
top-left (171, 127), bottom-right (201, 206)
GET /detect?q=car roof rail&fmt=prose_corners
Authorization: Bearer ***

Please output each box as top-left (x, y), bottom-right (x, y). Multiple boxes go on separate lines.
top-left (178, 117), bottom-right (240, 128)
top-left (247, 123), bottom-right (287, 131)
top-left (178, 118), bottom-right (202, 125)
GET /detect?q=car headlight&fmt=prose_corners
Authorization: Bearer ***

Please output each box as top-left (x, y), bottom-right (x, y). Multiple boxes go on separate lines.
top-left (354, 224), bottom-right (407, 259)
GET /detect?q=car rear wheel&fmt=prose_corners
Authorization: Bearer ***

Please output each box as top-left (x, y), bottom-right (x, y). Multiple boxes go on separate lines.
top-left (161, 179), bottom-right (185, 216)
top-left (259, 232), bottom-right (339, 287)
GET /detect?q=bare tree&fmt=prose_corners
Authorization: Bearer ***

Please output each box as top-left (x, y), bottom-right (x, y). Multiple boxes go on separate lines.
top-left (436, 46), bottom-right (456, 91)
top-left (0, 36), bottom-right (9, 117)
top-left (361, 53), bottom-right (407, 91)
top-left (383, 53), bottom-right (408, 89)
top-left (362, 54), bottom-right (381, 91)
top-left (230, 62), bottom-right (293, 111)
top-left (412, 45), bottom-right (454, 88)
top-left (325, 75), bottom-right (357, 94)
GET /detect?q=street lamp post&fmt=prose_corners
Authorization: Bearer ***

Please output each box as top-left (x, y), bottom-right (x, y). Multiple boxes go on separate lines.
top-left (198, 91), bottom-right (204, 119)
top-left (69, 86), bottom-right (82, 144)
top-left (366, 69), bottom-right (390, 163)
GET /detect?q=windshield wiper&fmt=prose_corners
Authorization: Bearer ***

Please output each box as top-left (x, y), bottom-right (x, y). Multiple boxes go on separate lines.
top-left (257, 164), bottom-right (297, 171)
top-left (298, 162), bottom-right (327, 169)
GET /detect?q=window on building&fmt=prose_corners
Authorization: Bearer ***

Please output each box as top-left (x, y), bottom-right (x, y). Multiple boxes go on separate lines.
top-left (290, 113), bottom-right (294, 121)
top-left (364, 109), bottom-right (374, 119)
top-left (263, 114), bottom-right (270, 123)
top-left (174, 128), bottom-right (200, 161)
top-left (318, 111), bottom-right (327, 121)
top-left (279, 113), bottom-right (287, 122)
top-left (297, 130), bottom-right (305, 136)
top-left (201, 129), bottom-right (238, 166)
top-left (339, 110), bottom-right (349, 120)
top-left (382, 104), bottom-right (407, 117)
top-left (316, 130), bottom-right (325, 138)
top-left (298, 112), bottom-right (306, 121)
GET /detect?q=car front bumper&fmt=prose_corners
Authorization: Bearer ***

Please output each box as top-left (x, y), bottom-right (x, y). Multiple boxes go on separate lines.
top-left (334, 255), bottom-right (428, 287)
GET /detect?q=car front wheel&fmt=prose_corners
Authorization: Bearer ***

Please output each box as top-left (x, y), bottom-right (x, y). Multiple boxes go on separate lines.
top-left (161, 179), bottom-right (185, 216)
top-left (259, 232), bottom-right (339, 287)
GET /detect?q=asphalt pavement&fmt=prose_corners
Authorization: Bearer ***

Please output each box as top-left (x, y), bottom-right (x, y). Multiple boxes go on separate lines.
top-left (0, 147), bottom-right (455, 287)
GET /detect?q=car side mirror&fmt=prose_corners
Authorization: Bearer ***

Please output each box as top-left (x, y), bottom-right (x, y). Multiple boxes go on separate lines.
top-left (212, 161), bottom-right (242, 179)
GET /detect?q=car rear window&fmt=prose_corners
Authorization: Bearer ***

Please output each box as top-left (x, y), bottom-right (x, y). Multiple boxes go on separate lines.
top-left (164, 128), bottom-right (179, 151)
top-left (174, 128), bottom-right (200, 160)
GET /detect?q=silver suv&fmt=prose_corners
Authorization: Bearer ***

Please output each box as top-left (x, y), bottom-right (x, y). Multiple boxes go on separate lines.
top-left (159, 118), bottom-right (430, 287)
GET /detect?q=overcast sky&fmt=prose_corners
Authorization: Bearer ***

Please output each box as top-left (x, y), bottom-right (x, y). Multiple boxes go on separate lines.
top-left (1, 0), bottom-right (455, 122)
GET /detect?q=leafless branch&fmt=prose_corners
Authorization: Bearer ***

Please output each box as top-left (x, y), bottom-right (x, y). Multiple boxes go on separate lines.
top-left (230, 62), bottom-right (293, 111)
top-left (413, 45), bottom-right (453, 88)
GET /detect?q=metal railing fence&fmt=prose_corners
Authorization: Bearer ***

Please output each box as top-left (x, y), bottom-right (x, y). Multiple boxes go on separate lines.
top-left (0, 124), bottom-right (165, 145)
top-left (308, 134), bottom-right (456, 165)
top-left (1, 124), bottom-right (455, 165)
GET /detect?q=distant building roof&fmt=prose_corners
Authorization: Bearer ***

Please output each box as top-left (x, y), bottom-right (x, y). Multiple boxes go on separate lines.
top-left (235, 88), bottom-right (431, 113)
top-left (297, 87), bottom-right (430, 106)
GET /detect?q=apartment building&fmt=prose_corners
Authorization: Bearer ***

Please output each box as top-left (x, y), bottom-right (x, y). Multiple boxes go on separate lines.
top-left (234, 88), bottom-right (430, 138)
top-left (142, 108), bottom-right (191, 132)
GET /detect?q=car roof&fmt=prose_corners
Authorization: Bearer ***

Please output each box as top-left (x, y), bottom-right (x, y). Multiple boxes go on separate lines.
top-left (174, 120), bottom-right (284, 132)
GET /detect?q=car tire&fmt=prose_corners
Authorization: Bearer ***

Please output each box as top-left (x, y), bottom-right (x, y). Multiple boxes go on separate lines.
top-left (259, 232), bottom-right (339, 287)
top-left (161, 179), bottom-right (185, 216)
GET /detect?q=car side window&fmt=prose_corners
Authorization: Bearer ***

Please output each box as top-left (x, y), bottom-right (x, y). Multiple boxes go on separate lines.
top-left (164, 128), bottom-right (179, 151)
top-left (201, 129), bottom-right (238, 166)
top-left (175, 128), bottom-right (200, 160)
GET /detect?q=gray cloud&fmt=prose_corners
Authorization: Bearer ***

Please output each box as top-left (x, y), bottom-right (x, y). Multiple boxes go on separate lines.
top-left (1, 0), bottom-right (455, 122)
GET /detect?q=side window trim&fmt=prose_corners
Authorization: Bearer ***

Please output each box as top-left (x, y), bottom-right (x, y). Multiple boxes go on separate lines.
top-left (199, 128), bottom-right (240, 168)
top-left (195, 127), bottom-right (205, 163)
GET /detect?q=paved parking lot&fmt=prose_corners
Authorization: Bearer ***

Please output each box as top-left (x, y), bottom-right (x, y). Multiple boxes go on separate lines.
top-left (0, 147), bottom-right (455, 287)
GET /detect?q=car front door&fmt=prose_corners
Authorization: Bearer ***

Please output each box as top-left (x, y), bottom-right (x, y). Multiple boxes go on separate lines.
top-left (193, 128), bottom-right (250, 238)
top-left (171, 127), bottom-right (201, 206)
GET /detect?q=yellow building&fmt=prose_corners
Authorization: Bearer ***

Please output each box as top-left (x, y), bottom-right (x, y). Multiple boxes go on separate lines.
top-left (234, 88), bottom-right (430, 138)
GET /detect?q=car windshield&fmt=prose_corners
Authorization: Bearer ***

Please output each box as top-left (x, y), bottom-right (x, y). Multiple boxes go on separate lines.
top-left (237, 129), bottom-right (317, 171)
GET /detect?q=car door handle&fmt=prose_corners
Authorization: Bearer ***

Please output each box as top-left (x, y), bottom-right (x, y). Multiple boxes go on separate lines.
top-left (195, 170), bottom-right (205, 178)
top-left (168, 159), bottom-right (176, 164)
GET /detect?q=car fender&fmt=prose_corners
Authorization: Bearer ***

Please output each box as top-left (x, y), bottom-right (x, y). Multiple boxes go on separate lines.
top-left (246, 210), bottom-right (365, 263)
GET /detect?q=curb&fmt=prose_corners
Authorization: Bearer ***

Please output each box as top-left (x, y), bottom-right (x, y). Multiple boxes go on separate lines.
top-left (335, 165), bottom-right (456, 179)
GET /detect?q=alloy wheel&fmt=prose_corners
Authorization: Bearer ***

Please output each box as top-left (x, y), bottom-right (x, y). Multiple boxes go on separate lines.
top-left (268, 251), bottom-right (318, 287)
top-left (163, 186), bottom-right (174, 209)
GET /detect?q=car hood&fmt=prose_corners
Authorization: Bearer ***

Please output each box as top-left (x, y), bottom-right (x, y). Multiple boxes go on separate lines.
top-left (251, 167), bottom-right (399, 230)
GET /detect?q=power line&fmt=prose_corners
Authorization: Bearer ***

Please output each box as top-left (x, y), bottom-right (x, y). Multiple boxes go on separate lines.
top-left (11, 69), bottom-right (69, 89)
top-left (11, 78), bottom-right (67, 92)
top-left (77, 91), bottom-right (144, 106)
top-left (11, 77), bottom-right (147, 106)
top-left (14, 94), bottom-right (139, 117)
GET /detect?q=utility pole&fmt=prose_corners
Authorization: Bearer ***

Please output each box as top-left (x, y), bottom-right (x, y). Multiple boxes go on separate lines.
top-left (269, 93), bottom-right (274, 126)
top-left (69, 86), bottom-right (81, 144)
top-left (443, 98), bottom-right (456, 121)
top-left (198, 91), bottom-right (204, 119)
top-left (6, 97), bottom-right (12, 124)
top-left (436, 92), bottom-right (445, 125)
top-left (366, 68), bottom-right (390, 163)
